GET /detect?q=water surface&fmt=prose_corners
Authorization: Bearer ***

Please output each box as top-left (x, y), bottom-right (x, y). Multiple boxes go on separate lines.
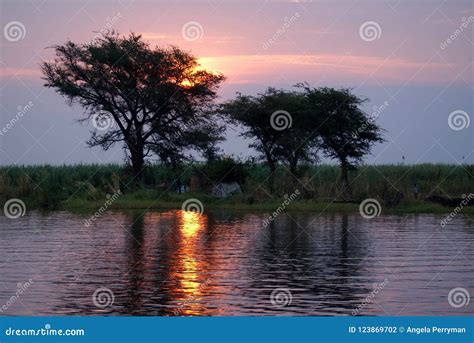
top-left (0, 210), bottom-right (472, 316)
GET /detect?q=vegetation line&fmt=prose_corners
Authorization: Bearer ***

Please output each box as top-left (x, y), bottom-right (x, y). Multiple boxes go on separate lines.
top-left (1, 163), bottom-right (471, 214)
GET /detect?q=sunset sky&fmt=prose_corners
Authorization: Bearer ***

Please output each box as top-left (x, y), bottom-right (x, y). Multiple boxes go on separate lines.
top-left (0, 0), bottom-right (472, 165)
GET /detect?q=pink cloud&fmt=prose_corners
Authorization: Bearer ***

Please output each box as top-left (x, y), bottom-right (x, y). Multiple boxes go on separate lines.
top-left (0, 67), bottom-right (41, 78)
top-left (198, 54), bottom-right (453, 85)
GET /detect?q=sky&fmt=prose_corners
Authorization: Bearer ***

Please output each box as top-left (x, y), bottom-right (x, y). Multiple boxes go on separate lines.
top-left (0, 0), bottom-right (473, 166)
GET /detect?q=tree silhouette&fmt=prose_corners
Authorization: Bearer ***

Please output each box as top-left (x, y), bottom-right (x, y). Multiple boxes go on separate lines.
top-left (41, 32), bottom-right (225, 183)
top-left (300, 86), bottom-right (384, 197)
top-left (220, 88), bottom-right (317, 192)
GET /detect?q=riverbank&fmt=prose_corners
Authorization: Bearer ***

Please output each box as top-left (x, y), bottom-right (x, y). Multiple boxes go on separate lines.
top-left (59, 193), bottom-right (473, 214)
top-left (1, 163), bottom-right (472, 214)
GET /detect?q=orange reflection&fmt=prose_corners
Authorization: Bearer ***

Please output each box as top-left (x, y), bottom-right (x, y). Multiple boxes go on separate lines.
top-left (175, 210), bottom-right (208, 315)
top-left (181, 211), bottom-right (203, 238)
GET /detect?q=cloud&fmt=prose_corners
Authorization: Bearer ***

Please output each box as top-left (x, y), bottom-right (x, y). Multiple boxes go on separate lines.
top-left (0, 67), bottom-right (40, 78)
top-left (140, 32), bottom-right (243, 45)
top-left (197, 54), bottom-right (452, 85)
top-left (0, 53), bottom-right (453, 87)
top-left (140, 33), bottom-right (173, 41)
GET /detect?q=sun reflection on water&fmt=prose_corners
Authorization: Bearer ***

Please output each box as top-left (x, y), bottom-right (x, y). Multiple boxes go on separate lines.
top-left (175, 210), bottom-right (208, 315)
top-left (180, 211), bottom-right (204, 239)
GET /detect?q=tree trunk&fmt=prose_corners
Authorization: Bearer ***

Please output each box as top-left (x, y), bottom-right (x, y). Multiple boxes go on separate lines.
top-left (289, 157), bottom-right (299, 191)
top-left (268, 160), bottom-right (277, 195)
top-left (129, 144), bottom-right (145, 185)
top-left (289, 158), bottom-right (298, 176)
top-left (264, 149), bottom-right (277, 194)
top-left (340, 160), bottom-right (351, 200)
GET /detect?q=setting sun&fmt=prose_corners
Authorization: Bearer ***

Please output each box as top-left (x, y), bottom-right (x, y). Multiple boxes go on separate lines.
top-left (179, 61), bottom-right (222, 88)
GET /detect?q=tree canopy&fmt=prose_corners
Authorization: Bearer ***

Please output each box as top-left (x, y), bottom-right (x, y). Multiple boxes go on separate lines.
top-left (219, 88), bottom-right (318, 191)
top-left (221, 86), bottom-right (384, 196)
top-left (41, 32), bottom-right (225, 183)
top-left (300, 85), bottom-right (385, 195)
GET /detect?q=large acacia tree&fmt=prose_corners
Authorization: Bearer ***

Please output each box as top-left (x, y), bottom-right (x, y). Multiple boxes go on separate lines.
top-left (42, 32), bottom-right (225, 182)
top-left (300, 86), bottom-right (384, 196)
top-left (220, 88), bottom-right (317, 192)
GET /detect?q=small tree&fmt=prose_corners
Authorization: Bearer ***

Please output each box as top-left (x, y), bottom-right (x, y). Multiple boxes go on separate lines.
top-left (301, 86), bottom-right (384, 197)
top-left (41, 32), bottom-right (225, 184)
top-left (220, 88), bottom-right (316, 192)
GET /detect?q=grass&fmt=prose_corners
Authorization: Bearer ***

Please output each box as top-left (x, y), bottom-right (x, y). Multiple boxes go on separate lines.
top-left (0, 163), bottom-right (472, 214)
top-left (62, 192), bottom-right (470, 214)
